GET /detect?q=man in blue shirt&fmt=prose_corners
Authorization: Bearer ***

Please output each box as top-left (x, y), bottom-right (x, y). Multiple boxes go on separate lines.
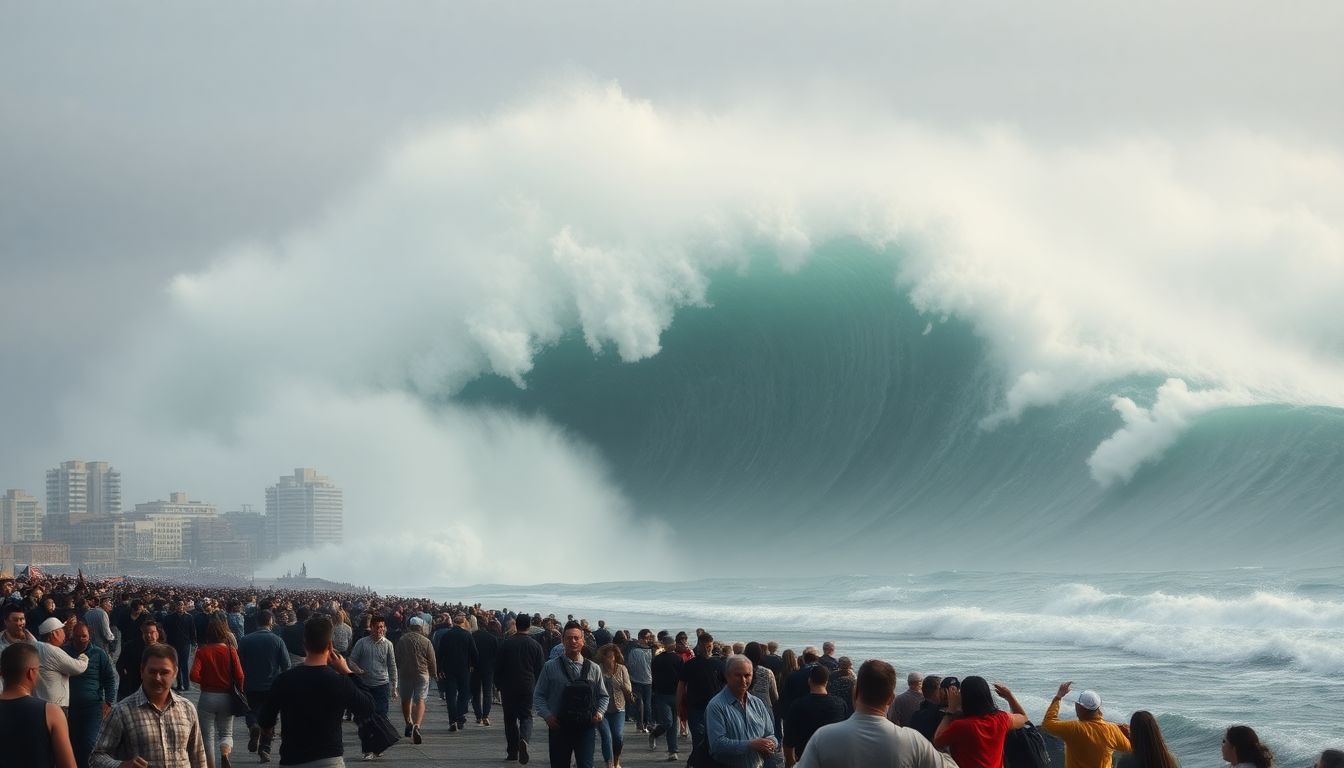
top-left (707, 655), bottom-right (780, 768)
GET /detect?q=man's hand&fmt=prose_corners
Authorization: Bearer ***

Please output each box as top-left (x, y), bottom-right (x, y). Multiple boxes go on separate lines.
top-left (546, 715), bottom-right (560, 730)
top-left (118, 758), bottom-right (149, 768)
top-left (946, 687), bottom-right (962, 711)
top-left (1055, 681), bottom-right (1072, 700)
top-left (328, 652), bottom-right (353, 675)
top-left (591, 712), bottom-right (603, 725)
top-left (750, 737), bottom-right (777, 755)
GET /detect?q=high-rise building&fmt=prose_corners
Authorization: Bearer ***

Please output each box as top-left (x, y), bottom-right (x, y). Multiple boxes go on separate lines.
top-left (1, 490), bottom-right (44, 544)
top-left (45, 460), bottom-right (121, 517)
top-left (266, 468), bottom-right (343, 556)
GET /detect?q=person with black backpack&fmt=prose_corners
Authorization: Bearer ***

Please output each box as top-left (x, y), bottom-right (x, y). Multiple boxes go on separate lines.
top-left (533, 620), bottom-right (609, 768)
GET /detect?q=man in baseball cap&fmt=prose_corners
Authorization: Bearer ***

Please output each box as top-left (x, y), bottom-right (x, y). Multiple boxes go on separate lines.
top-left (35, 616), bottom-right (88, 708)
top-left (1042, 682), bottom-right (1131, 768)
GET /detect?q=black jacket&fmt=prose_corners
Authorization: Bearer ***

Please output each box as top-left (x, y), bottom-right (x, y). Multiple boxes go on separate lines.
top-left (494, 632), bottom-right (545, 696)
top-left (435, 626), bottom-right (479, 679)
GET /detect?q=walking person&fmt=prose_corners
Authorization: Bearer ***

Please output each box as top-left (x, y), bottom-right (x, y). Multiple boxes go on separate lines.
top-left (90, 643), bottom-right (208, 768)
top-left (625, 630), bottom-right (654, 733)
top-left (496, 612), bottom-right (546, 764)
top-left (473, 618), bottom-right (501, 726)
top-left (163, 600), bottom-right (198, 692)
top-left (115, 620), bottom-right (161, 701)
top-left (435, 613), bottom-right (479, 732)
top-left (237, 609), bottom-right (291, 763)
top-left (257, 616), bottom-right (376, 767)
top-left (706, 655), bottom-right (780, 768)
top-left (394, 616), bottom-right (436, 745)
top-left (348, 615), bottom-right (396, 719)
top-left (596, 644), bottom-right (634, 768)
top-left (190, 618), bottom-right (245, 768)
top-left (534, 621), bottom-right (609, 768)
top-left (648, 632), bottom-right (684, 762)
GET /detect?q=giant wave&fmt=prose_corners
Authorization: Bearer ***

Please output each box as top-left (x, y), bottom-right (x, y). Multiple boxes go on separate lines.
top-left (457, 249), bottom-right (1344, 570)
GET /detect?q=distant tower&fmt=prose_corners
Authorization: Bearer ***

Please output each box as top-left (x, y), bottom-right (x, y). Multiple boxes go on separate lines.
top-left (266, 468), bottom-right (343, 556)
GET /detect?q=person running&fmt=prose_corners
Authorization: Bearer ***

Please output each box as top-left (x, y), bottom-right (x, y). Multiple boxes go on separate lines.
top-left (91, 643), bottom-right (208, 768)
top-left (0, 642), bottom-right (78, 768)
top-left (1042, 682), bottom-right (1132, 768)
top-left (795, 660), bottom-right (955, 768)
top-left (534, 621), bottom-right (609, 768)
top-left (1115, 711), bottom-right (1180, 768)
top-left (496, 612), bottom-right (546, 764)
top-left (257, 616), bottom-right (375, 767)
top-left (932, 677), bottom-right (1029, 768)
top-left (1220, 725), bottom-right (1273, 768)
top-left (236, 609), bottom-right (291, 762)
top-left (190, 618), bottom-right (245, 768)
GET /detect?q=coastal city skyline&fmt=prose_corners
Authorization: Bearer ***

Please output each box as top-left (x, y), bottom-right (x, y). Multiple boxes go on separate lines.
top-left (1, 459), bottom-right (342, 577)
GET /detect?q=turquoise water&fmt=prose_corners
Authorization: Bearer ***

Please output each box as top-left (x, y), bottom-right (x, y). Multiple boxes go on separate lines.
top-left (455, 249), bottom-right (1344, 572)
top-left (422, 568), bottom-right (1343, 768)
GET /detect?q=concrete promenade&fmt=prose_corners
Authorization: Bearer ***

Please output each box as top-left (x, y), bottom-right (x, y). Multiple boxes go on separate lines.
top-left (188, 687), bottom-right (688, 767)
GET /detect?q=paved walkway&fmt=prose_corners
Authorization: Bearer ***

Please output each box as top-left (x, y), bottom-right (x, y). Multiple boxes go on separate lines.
top-left (185, 687), bottom-right (687, 767)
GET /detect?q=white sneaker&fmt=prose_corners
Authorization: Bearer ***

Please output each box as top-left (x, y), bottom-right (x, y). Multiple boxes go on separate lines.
top-left (363, 754), bottom-right (374, 762)
top-left (666, 753), bottom-right (680, 762)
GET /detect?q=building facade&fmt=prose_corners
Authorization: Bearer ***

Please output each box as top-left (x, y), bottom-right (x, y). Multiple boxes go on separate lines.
top-left (45, 460), bottom-right (121, 518)
top-left (266, 468), bottom-right (343, 556)
top-left (1, 489), bottom-right (44, 544)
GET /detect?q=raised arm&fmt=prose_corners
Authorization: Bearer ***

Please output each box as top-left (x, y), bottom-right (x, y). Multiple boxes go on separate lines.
top-left (993, 682), bottom-right (1030, 728)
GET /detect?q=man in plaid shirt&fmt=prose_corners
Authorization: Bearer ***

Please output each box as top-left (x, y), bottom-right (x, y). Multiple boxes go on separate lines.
top-left (91, 643), bottom-right (206, 768)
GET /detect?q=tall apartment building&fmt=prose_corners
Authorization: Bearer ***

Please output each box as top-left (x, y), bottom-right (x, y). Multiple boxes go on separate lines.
top-left (45, 460), bottom-right (121, 518)
top-left (1, 490), bottom-right (44, 544)
top-left (266, 468), bottom-right (343, 556)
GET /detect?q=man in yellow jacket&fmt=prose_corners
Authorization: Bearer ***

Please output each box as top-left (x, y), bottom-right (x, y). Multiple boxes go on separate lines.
top-left (1041, 682), bottom-right (1131, 768)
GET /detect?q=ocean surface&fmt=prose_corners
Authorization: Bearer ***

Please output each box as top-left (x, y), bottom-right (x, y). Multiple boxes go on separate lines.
top-left (419, 568), bottom-right (1343, 768)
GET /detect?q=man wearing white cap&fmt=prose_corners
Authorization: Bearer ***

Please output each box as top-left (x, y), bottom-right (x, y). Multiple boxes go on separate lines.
top-left (35, 616), bottom-right (89, 708)
top-left (395, 616), bottom-right (437, 744)
top-left (1041, 682), bottom-right (1131, 768)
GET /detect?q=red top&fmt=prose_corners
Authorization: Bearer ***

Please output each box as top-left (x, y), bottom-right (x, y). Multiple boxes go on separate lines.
top-left (934, 710), bottom-right (1012, 768)
top-left (190, 643), bottom-right (245, 693)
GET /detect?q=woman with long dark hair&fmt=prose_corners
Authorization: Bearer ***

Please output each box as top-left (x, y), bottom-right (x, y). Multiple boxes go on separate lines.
top-left (1221, 725), bottom-right (1273, 768)
top-left (1116, 711), bottom-right (1179, 768)
top-left (933, 676), bottom-right (1028, 768)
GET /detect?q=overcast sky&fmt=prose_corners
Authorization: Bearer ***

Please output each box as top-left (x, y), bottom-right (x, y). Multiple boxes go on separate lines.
top-left (3, 1), bottom-right (1342, 529)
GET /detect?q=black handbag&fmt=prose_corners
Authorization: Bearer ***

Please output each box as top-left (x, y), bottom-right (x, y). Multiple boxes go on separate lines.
top-left (227, 648), bottom-right (250, 716)
top-left (358, 712), bottom-right (401, 756)
top-left (227, 683), bottom-right (250, 716)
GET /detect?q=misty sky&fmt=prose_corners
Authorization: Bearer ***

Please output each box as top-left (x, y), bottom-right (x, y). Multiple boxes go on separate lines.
top-left (2, 3), bottom-right (1342, 579)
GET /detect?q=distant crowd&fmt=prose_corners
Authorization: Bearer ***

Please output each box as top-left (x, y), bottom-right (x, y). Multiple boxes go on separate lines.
top-left (1, 573), bottom-right (1337, 768)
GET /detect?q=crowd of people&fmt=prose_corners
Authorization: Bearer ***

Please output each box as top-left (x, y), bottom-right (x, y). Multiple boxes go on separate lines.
top-left (0, 573), bottom-right (1337, 768)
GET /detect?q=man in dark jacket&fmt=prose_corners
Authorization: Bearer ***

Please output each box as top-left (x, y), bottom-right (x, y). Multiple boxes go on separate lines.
top-left (436, 613), bottom-right (479, 732)
top-left (64, 621), bottom-right (116, 768)
top-left (495, 613), bottom-right (545, 763)
top-left (472, 620), bottom-right (501, 726)
top-left (237, 609), bottom-right (292, 761)
top-left (161, 600), bottom-right (197, 691)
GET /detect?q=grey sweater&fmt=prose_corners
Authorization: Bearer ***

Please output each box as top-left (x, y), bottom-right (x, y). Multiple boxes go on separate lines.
top-left (533, 655), bottom-right (610, 722)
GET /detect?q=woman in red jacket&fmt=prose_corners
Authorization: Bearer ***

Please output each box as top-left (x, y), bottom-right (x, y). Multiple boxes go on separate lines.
top-left (192, 616), bottom-right (245, 768)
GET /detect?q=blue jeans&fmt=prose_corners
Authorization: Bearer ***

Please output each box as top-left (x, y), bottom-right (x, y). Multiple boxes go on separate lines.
top-left (548, 723), bottom-right (596, 768)
top-left (173, 644), bottom-right (192, 689)
top-left (651, 693), bottom-right (679, 754)
top-left (632, 682), bottom-right (653, 728)
top-left (599, 710), bottom-right (625, 764)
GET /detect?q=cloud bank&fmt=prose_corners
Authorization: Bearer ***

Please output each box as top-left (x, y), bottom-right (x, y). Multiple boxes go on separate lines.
top-left (56, 82), bottom-right (1344, 582)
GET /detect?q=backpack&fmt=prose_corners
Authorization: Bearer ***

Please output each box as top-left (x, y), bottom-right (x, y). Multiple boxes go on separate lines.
top-left (1004, 721), bottom-right (1051, 768)
top-left (557, 658), bottom-right (596, 728)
